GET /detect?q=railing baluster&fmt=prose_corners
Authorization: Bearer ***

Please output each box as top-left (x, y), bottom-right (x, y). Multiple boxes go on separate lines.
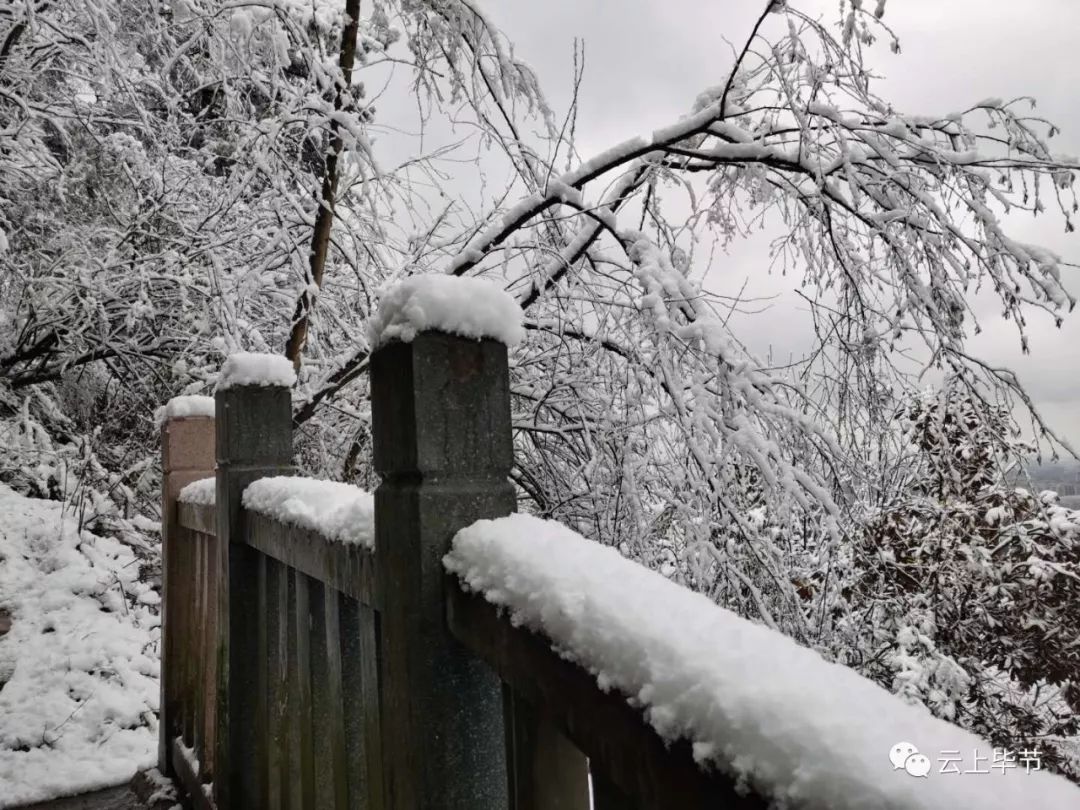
top-left (591, 770), bottom-right (640, 810)
top-left (256, 553), bottom-right (270, 808)
top-left (267, 556), bottom-right (288, 810)
top-left (180, 535), bottom-right (195, 750)
top-left (310, 581), bottom-right (349, 810)
top-left (286, 568), bottom-right (302, 809)
top-left (204, 531), bottom-right (219, 782)
top-left (504, 692), bottom-right (589, 810)
top-left (292, 571), bottom-right (316, 808)
top-left (192, 533), bottom-right (204, 762)
top-left (340, 596), bottom-right (382, 809)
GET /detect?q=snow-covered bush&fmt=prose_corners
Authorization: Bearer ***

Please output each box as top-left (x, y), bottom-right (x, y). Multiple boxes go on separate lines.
top-left (848, 388), bottom-right (1079, 778)
top-left (1, 0), bottom-right (1078, 784)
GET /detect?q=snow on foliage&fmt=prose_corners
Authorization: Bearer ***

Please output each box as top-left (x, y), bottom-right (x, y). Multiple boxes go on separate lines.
top-left (242, 476), bottom-right (373, 548)
top-left (367, 274), bottom-right (525, 349)
top-left (178, 477), bottom-right (215, 506)
top-left (849, 387), bottom-right (1080, 775)
top-left (445, 514), bottom-right (1080, 810)
top-left (0, 485), bottom-right (159, 807)
top-left (2, 0), bottom-right (1079, 785)
top-left (153, 394), bottom-right (215, 427)
top-left (216, 352), bottom-right (297, 391)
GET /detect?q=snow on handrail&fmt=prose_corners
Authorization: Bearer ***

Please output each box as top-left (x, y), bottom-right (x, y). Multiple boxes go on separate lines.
top-left (444, 513), bottom-right (1080, 810)
top-left (242, 476), bottom-right (373, 549)
top-left (178, 477), bottom-right (215, 506)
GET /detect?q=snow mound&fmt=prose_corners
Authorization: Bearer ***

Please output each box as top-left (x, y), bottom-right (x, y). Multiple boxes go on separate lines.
top-left (216, 352), bottom-right (296, 391)
top-left (444, 514), bottom-right (1080, 810)
top-left (154, 394), bottom-right (215, 427)
top-left (368, 274), bottom-right (525, 349)
top-left (243, 476), bottom-right (373, 548)
top-left (0, 484), bottom-right (160, 807)
top-left (178, 477), bottom-right (215, 506)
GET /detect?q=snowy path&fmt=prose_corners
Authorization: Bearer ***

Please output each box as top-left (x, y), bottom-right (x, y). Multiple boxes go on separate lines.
top-left (0, 485), bottom-right (161, 808)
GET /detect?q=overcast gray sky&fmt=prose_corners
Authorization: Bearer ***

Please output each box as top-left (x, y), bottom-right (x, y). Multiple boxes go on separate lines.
top-left (374, 1), bottom-right (1080, 448)
top-left (491, 0), bottom-right (1080, 448)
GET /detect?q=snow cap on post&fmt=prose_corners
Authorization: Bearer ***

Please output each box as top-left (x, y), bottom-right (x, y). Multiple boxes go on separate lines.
top-left (215, 352), bottom-right (297, 392)
top-left (155, 394), bottom-right (216, 427)
top-left (367, 274), bottom-right (525, 350)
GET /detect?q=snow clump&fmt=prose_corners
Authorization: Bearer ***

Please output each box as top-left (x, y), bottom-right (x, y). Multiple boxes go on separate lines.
top-left (243, 476), bottom-right (373, 549)
top-left (367, 274), bottom-right (525, 349)
top-left (216, 352), bottom-right (296, 391)
top-left (154, 394), bottom-right (215, 427)
top-left (445, 513), bottom-right (1080, 810)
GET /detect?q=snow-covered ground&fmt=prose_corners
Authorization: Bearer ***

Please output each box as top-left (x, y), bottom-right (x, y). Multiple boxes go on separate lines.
top-left (0, 484), bottom-right (160, 807)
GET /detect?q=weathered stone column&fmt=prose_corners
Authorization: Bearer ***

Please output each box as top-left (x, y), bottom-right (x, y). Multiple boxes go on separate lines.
top-left (159, 405), bottom-right (215, 776)
top-left (371, 331), bottom-right (514, 810)
top-left (213, 362), bottom-right (294, 809)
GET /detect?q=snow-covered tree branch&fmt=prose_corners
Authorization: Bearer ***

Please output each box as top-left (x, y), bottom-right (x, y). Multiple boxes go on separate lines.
top-left (2, 0), bottom-right (1078, 781)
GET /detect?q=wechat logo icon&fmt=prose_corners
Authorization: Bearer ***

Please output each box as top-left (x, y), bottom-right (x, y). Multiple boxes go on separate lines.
top-left (890, 741), bottom-right (931, 777)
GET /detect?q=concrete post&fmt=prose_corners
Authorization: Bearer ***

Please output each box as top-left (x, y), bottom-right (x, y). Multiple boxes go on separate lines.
top-left (371, 331), bottom-right (514, 810)
top-left (213, 382), bottom-right (294, 809)
top-left (159, 414), bottom-right (215, 776)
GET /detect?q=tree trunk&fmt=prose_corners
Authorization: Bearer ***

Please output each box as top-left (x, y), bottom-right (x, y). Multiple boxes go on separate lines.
top-left (284, 0), bottom-right (362, 373)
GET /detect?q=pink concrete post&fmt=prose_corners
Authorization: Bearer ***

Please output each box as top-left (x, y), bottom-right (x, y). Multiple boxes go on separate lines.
top-left (159, 411), bottom-right (215, 775)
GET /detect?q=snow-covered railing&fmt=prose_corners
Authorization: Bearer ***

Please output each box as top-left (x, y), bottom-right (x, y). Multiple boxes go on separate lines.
top-left (155, 302), bottom-right (563, 810)
top-left (155, 279), bottom-right (1076, 810)
top-left (159, 354), bottom-right (382, 810)
top-left (177, 477), bottom-right (216, 535)
top-left (446, 515), bottom-right (1080, 810)
top-left (170, 470), bottom-right (380, 807)
top-left (240, 477), bottom-right (376, 604)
